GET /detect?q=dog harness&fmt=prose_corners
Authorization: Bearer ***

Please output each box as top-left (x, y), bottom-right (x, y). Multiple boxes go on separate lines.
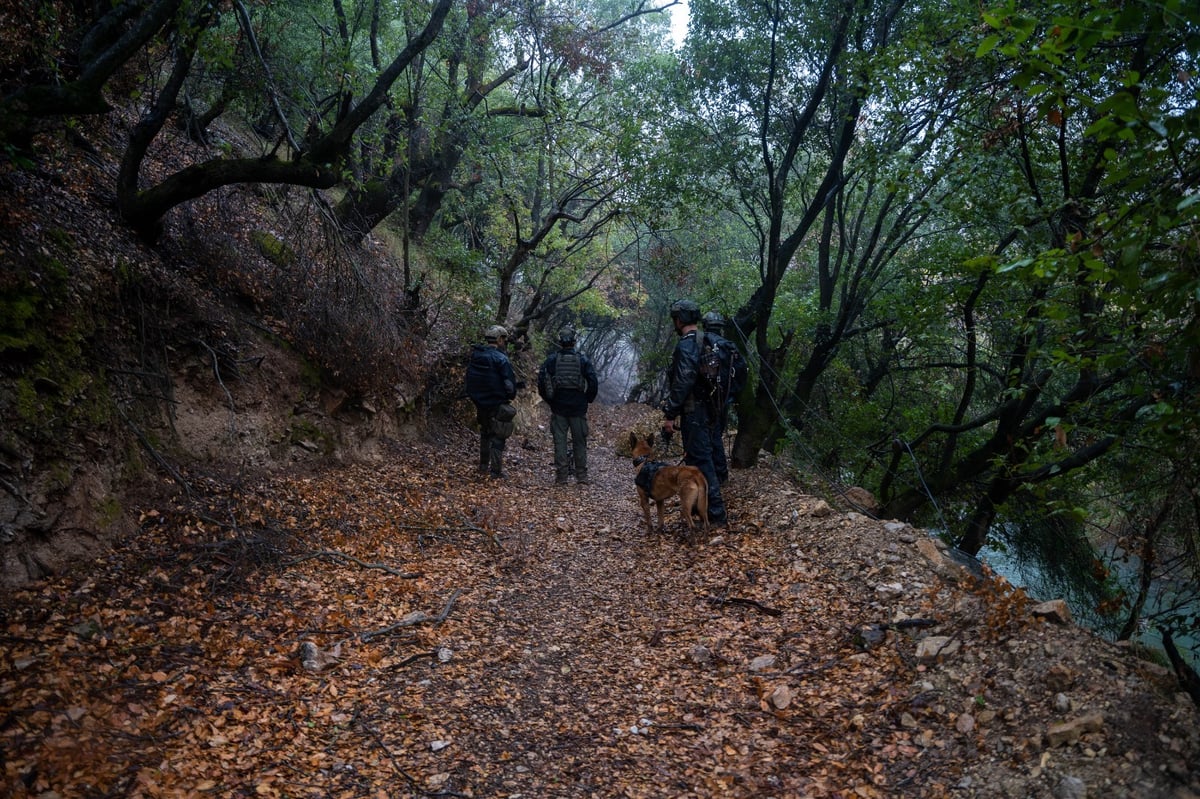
top-left (634, 459), bottom-right (666, 493)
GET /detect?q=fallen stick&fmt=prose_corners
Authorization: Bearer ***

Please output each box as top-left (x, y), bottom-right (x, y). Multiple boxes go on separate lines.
top-left (286, 549), bottom-right (423, 578)
top-left (360, 588), bottom-right (464, 641)
top-left (704, 595), bottom-right (782, 617)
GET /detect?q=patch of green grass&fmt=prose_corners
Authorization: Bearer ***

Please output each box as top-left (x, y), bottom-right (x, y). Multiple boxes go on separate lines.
top-left (46, 460), bottom-right (73, 491)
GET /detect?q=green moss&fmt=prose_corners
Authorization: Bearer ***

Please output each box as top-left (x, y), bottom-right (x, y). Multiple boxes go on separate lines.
top-left (250, 230), bottom-right (297, 268)
top-left (31, 251), bottom-right (70, 290)
top-left (0, 288), bottom-right (42, 352)
top-left (44, 226), bottom-right (75, 251)
top-left (1, 249), bottom-right (86, 357)
top-left (96, 495), bottom-right (122, 528)
top-left (2, 293), bottom-right (112, 451)
top-left (115, 258), bottom-right (138, 286)
top-left (120, 442), bottom-right (147, 482)
top-left (47, 460), bottom-right (73, 491)
top-left (0, 239), bottom-right (124, 455)
top-left (290, 417), bottom-right (333, 454)
top-left (298, 358), bottom-right (324, 392)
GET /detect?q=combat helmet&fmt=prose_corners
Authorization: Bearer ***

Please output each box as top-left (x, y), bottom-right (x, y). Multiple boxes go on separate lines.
top-left (701, 311), bottom-right (726, 333)
top-left (669, 298), bottom-right (701, 326)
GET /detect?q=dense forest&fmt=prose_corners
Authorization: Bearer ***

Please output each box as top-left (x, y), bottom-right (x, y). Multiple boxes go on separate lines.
top-left (1, 0), bottom-right (1197, 668)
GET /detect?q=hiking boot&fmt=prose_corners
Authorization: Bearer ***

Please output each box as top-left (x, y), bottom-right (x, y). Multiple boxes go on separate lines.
top-left (576, 477), bottom-right (589, 485)
top-left (555, 477), bottom-right (569, 485)
top-left (489, 470), bottom-right (505, 479)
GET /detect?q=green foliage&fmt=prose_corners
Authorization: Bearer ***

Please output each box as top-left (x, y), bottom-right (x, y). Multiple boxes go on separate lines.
top-left (5, 358), bottom-right (109, 446)
top-left (2, 142), bottom-right (37, 169)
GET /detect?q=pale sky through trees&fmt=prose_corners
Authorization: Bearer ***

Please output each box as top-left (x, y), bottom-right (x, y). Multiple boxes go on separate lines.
top-left (669, 0), bottom-right (689, 48)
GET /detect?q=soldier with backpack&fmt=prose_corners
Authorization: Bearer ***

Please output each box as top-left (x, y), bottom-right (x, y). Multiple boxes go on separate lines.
top-left (464, 325), bottom-right (518, 479)
top-left (661, 299), bottom-right (728, 527)
top-left (538, 325), bottom-right (599, 484)
top-left (700, 310), bottom-right (747, 485)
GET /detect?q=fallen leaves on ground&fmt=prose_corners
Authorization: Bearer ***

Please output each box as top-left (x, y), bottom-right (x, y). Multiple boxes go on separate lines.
top-left (2, 405), bottom-right (1197, 798)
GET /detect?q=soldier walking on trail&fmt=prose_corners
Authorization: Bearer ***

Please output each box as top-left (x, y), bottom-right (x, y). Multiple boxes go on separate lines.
top-left (661, 299), bottom-right (728, 527)
top-left (538, 325), bottom-right (599, 485)
top-left (464, 325), bottom-right (518, 479)
top-left (701, 310), bottom-right (737, 485)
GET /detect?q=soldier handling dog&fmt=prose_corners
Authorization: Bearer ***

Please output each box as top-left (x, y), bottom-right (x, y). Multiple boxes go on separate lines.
top-left (462, 303), bottom-right (742, 537)
top-left (660, 299), bottom-right (729, 528)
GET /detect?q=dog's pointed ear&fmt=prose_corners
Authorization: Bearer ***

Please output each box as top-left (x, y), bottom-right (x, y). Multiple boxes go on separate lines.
top-left (628, 431), bottom-right (637, 449)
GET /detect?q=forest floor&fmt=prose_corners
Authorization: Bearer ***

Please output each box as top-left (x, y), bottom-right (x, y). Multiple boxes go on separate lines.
top-left (2, 402), bottom-right (1199, 799)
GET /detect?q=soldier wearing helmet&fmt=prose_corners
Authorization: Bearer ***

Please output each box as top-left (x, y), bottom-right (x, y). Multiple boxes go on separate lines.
top-left (537, 324), bottom-right (599, 485)
top-left (464, 324), bottom-right (518, 478)
top-left (661, 299), bottom-right (728, 527)
top-left (701, 311), bottom-right (726, 335)
top-left (700, 309), bottom-right (740, 485)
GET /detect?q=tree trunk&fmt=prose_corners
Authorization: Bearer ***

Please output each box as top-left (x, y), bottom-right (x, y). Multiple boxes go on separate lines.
top-left (730, 385), bottom-right (780, 468)
top-left (1161, 628), bottom-right (1200, 709)
top-left (118, 2), bottom-right (219, 237)
top-left (957, 463), bottom-right (1023, 556)
top-left (122, 157), bottom-right (343, 236)
top-left (1118, 497), bottom-right (1170, 641)
top-left (2, 0), bottom-right (185, 146)
top-left (957, 496), bottom-right (998, 556)
top-left (726, 323), bottom-right (790, 465)
top-left (335, 179), bottom-right (397, 241)
top-left (117, 0), bottom-right (452, 237)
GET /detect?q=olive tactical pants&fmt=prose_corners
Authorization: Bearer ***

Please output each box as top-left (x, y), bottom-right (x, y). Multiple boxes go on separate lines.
top-left (551, 413), bottom-right (588, 483)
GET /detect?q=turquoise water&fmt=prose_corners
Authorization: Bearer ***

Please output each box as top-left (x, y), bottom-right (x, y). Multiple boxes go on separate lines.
top-left (979, 540), bottom-right (1198, 667)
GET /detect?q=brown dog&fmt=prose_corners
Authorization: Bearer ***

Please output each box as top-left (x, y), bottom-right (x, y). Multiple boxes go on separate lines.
top-left (629, 432), bottom-right (709, 541)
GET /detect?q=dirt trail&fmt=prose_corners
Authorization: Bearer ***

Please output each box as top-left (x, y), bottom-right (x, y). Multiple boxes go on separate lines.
top-left (401, 404), bottom-right (815, 795)
top-left (2, 403), bottom-right (1197, 798)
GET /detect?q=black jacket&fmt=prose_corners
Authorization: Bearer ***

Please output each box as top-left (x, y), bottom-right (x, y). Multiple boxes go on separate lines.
top-left (665, 329), bottom-right (738, 419)
top-left (464, 344), bottom-right (516, 409)
top-left (664, 330), bottom-right (702, 420)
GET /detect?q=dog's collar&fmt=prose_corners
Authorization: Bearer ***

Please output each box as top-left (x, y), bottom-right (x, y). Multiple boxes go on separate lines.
top-left (633, 455), bottom-right (651, 466)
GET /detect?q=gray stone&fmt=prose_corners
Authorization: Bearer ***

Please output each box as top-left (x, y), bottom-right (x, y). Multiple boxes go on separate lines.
top-left (1033, 599), bottom-right (1073, 624)
top-left (1054, 775), bottom-right (1087, 799)
top-left (916, 636), bottom-right (961, 659)
top-left (1046, 713), bottom-right (1104, 747)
